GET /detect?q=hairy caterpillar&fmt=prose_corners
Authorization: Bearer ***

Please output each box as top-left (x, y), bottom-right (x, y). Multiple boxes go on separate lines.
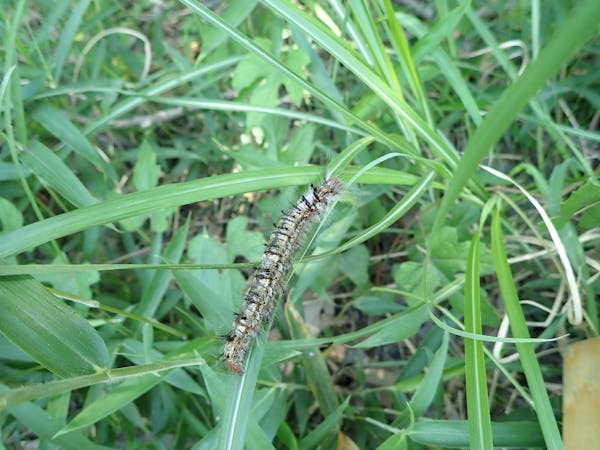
top-left (224, 178), bottom-right (344, 373)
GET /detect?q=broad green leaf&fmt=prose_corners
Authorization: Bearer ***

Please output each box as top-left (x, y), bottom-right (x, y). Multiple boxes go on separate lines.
top-left (0, 276), bottom-right (109, 377)
top-left (283, 124), bottom-right (315, 166)
top-left (225, 216), bottom-right (265, 263)
top-left (174, 230), bottom-right (243, 332)
top-left (231, 38), bottom-right (273, 91)
top-left (337, 245), bottom-right (370, 288)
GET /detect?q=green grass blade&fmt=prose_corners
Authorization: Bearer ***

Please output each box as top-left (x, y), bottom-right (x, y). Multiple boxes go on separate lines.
top-left (200, 0), bottom-right (259, 54)
top-left (287, 304), bottom-right (339, 417)
top-left (3, 0), bottom-right (28, 143)
top-left (55, 373), bottom-right (166, 436)
top-left (491, 207), bottom-right (563, 450)
top-left (31, 105), bottom-right (117, 181)
top-left (53, 0), bottom-right (91, 81)
top-left (134, 219), bottom-right (189, 321)
top-left (0, 357), bottom-right (202, 410)
top-left (409, 331), bottom-right (448, 417)
top-left (464, 229), bottom-right (493, 449)
top-left (0, 167), bottom-right (322, 258)
top-left (217, 333), bottom-right (270, 450)
top-left (0, 166), bottom-right (409, 259)
top-left (411, 1), bottom-right (468, 63)
top-left (382, 0), bottom-right (431, 124)
top-left (410, 420), bottom-right (544, 448)
top-left (3, 392), bottom-right (114, 450)
top-left (395, 10), bottom-right (481, 125)
top-left (22, 140), bottom-right (97, 208)
top-left (298, 397), bottom-right (349, 450)
top-left (331, 170), bottom-right (436, 255)
top-left (82, 57), bottom-right (242, 135)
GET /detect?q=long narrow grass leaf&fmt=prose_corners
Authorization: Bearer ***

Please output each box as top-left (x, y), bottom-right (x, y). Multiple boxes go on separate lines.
top-left (464, 229), bottom-right (493, 449)
top-left (491, 207), bottom-right (563, 450)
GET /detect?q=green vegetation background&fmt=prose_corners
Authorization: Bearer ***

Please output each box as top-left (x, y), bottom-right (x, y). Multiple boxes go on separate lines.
top-left (0, 0), bottom-right (598, 449)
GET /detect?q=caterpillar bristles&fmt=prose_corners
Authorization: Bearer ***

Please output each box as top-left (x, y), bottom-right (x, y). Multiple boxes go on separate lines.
top-left (223, 177), bottom-right (344, 374)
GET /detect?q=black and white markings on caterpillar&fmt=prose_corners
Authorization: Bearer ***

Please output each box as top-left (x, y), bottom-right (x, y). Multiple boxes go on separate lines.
top-left (224, 177), bottom-right (344, 374)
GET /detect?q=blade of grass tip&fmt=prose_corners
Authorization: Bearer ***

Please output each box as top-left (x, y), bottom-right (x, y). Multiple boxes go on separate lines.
top-left (298, 397), bottom-right (350, 450)
top-left (200, 0), bottom-right (259, 54)
top-left (491, 207), bottom-right (563, 450)
top-left (464, 229), bottom-right (493, 450)
top-left (433, 0), bottom-right (600, 233)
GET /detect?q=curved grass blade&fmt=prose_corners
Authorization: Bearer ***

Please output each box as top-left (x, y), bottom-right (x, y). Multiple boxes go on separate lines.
top-left (0, 166), bottom-right (324, 258)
